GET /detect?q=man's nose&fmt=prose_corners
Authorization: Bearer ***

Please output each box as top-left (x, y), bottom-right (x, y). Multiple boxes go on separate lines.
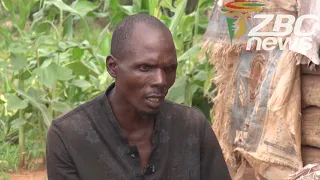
top-left (152, 69), bottom-right (167, 87)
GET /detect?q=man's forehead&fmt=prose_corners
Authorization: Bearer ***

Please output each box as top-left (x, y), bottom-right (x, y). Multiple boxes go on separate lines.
top-left (119, 22), bottom-right (176, 61)
top-left (131, 22), bottom-right (171, 43)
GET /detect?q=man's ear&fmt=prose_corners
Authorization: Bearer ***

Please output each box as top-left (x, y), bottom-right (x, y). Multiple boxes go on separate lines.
top-left (106, 55), bottom-right (117, 78)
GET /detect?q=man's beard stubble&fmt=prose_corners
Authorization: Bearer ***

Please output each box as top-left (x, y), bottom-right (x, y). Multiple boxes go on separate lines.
top-left (138, 109), bottom-right (160, 120)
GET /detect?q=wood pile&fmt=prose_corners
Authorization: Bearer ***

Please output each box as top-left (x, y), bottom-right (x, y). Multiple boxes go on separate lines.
top-left (301, 65), bottom-right (320, 167)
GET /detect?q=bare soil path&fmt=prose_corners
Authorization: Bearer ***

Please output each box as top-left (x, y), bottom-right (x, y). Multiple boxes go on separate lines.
top-left (7, 169), bottom-right (47, 180)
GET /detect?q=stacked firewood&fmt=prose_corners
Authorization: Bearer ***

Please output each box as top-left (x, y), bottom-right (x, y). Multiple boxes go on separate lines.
top-left (301, 65), bottom-right (320, 166)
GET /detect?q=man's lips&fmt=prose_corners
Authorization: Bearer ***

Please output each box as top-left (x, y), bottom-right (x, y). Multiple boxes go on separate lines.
top-left (145, 95), bottom-right (165, 108)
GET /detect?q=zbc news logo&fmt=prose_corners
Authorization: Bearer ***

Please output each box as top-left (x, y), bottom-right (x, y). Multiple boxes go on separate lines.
top-left (222, 0), bottom-right (319, 51)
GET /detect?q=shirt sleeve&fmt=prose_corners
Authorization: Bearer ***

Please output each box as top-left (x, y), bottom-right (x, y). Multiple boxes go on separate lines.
top-left (200, 119), bottom-right (231, 180)
top-left (46, 122), bottom-right (80, 180)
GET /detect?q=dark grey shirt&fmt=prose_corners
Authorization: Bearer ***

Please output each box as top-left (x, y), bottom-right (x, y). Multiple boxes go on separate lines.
top-left (46, 83), bottom-right (231, 180)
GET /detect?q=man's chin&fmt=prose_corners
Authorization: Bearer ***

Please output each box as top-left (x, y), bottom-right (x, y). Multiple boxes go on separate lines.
top-left (138, 109), bottom-right (160, 120)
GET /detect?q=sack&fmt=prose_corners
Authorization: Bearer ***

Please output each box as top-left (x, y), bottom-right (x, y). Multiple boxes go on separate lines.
top-left (302, 107), bottom-right (320, 148)
top-left (302, 146), bottom-right (320, 165)
top-left (203, 42), bottom-right (303, 179)
top-left (289, 0), bottom-right (320, 65)
top-left (233, 160), bottom-right (259, 180)
top-left (302, 75), bottom-right (320, 108)
top-left (268, 0), bottom-right (297, 11)
top-left (301, 65), bottom-right (320, 75)
top-left (286, 164), bottom-right (320, 180)
top-left (203, 1), bottom-right (305, 179)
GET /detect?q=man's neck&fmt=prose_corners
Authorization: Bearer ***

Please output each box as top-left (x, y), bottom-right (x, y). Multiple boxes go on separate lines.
top-left (107, 88), bottom-right (155, 133)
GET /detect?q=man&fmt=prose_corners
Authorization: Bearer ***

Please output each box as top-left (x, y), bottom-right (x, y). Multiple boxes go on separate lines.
top-left (46, 13), bottom-right (230, 180)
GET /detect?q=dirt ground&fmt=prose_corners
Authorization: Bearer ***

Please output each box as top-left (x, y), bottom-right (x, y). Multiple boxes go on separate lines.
top-left (7, 169), bottom-right (47, 180)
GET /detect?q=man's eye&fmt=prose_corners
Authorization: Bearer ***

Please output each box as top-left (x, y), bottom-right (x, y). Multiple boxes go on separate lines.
top-left (139, 65), bottom-right (150, 72)
top-left (165, 66), bottom-right (176, 72)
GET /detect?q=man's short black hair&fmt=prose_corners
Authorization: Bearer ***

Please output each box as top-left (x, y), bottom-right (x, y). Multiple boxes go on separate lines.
top-left (110, 13), bottom-right (169, 59)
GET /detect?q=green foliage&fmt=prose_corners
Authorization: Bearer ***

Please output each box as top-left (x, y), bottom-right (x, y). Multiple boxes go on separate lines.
top-left (0, 172), bottom-right (11, 180)
top-left (0, 143), bottom-right (19, 173)
top-left (0, 0), bottom-right (215, 172)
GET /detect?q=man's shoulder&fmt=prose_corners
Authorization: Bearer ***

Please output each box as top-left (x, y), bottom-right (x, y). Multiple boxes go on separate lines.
top-left (51, 94), bottom-right (103, 128)
top-left (162, 100), bottom-right (208, 124)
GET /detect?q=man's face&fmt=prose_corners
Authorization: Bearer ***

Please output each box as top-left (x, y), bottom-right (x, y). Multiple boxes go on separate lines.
top-left (113, 23), bottom-right (177, 115)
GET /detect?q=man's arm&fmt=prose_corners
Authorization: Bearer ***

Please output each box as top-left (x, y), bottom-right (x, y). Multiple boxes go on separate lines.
top-left (46, 122), bottom-right (80, 180)
top-left (200, 119), bottom-right (231, 180)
